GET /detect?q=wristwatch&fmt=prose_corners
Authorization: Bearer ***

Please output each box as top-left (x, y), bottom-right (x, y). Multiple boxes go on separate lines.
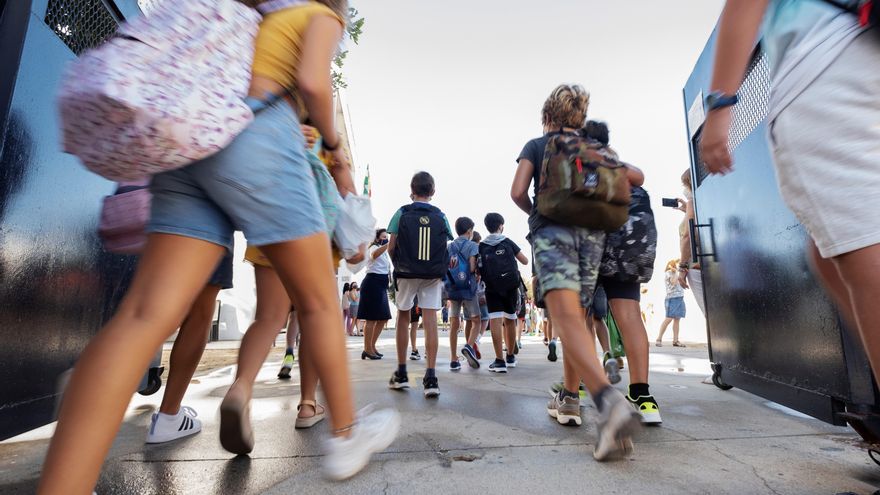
top-left (704, 91), bottom-right (739, 112)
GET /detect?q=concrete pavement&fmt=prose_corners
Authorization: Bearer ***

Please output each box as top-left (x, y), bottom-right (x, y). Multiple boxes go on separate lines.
top-left (1, 333), bottom-right (878, 494)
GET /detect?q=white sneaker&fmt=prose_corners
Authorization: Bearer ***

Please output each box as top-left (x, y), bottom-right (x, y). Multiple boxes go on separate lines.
top-left (323, 405), bottom-right (401, 480)
top-left (146, 406), bottom-right (201, 444)
top-left (593, 390), bottom-right (641, 461)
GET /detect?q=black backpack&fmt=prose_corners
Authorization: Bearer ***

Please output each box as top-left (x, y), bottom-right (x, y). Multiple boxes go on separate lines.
top-left (392, 203), bottom-right (450, 279)
top-left (599, 187), bottom-right (657, 284)
top-left (479, 239), bottom-right (520, 292)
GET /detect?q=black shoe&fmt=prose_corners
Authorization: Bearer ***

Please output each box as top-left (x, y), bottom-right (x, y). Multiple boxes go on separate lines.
top-left (389, 371), bottom-right (410, 389)
top-left (409, 349), bottom-right (421, 361)
top-left (548, 340), bottom-right (557, 362)
top-left (461, 345), bottom-right (480, 369)
top-left (450, 360), bottom-right (462, 372)
top-left (488, 359), bottom-right (508, 374)
top-left (423, 375), bottom-right (440, 398)
top-left (513, 341), bottom-right (520, 355)
top-left (362, 351), bottom-right (381, 360)
top-left (376, 352), bottom-right (384, 358)
top-left (506, 354), bottom-right (517, 368)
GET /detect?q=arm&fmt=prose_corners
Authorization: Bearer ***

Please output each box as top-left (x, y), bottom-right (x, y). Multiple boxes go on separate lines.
top-left (678, 200), bottom-right (697, 288)
top-left (469, 255), bottom-right (477, 273)
top-left (700, 0), bottom-right (769, 175)
top-left (371, 244), bottom-right (389, 260)
top-left (624, 163), bottom-right (645, 187)
top-left (387, 234), bottom-right (398, 258)
top-left (511, 159), bottom-right (534, 215)
top-left (515, 251), bottom-right (529, 266)
top-left (297, 16), bottom-right (356, 195)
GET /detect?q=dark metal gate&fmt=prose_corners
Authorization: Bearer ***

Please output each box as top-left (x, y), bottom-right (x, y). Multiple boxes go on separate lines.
top-left (0, 0), bottom-right (145, 440)
top-left (683, 30), bottom-right (879, 435)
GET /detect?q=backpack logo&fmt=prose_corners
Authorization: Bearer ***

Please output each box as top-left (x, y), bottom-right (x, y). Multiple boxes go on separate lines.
top-left (419, 227), bottom-right (431, 261)
top-left (495, 249), bottom-right (505, 256)
top-left (419, 216), bottom-right (430, 225)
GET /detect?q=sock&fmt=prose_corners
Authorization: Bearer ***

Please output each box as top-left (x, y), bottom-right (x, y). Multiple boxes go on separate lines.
top-left (593, 385), bottom-right (614, 412)
top-left (285, 347), bottom-right (294, 356)
top-left (425, 368), bottom-right (436, 378)
top-left (629, 383), bottom-right (650, 399)
top-left (558, 388), bottom-right (579, 401)
top-left (397, 364), bottom-right (407, 376)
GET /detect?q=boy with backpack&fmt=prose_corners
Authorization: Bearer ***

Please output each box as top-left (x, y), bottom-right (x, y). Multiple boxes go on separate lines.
top-left (479, 213), bottom-right (529, 373)
top-left (387, 172), bottom-right (453, 397)
top-left (445, 217), bottom-right (482, 370)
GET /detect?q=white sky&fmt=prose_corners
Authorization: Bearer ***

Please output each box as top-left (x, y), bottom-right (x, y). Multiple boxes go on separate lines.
top-left (336, 0), bottom-right (725, 341)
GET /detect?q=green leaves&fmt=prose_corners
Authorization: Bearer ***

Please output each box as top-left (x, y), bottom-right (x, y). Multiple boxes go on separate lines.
top-left (332, 6), bottom-right (365, 91)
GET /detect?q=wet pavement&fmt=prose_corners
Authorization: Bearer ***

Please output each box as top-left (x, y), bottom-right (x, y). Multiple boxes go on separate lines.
top-left (2, 334), bottom-right (879, 494)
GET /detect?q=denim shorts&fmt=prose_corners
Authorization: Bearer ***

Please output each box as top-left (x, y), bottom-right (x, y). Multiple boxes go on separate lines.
top-left (147, 98), bottom-right (326, 252)
top-left (665, 296), bottom-right (686, 319)
top-left (208, 253), bottom-right (234, 290)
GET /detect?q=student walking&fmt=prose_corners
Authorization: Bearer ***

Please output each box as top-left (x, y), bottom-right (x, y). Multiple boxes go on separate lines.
top-left (446, 217), bottom-right (481, 370)
top-left (359, 229), bottom-right (393, 360)
top-left (387, 172), bottom-right (453, 398)
top-left (479, 213), bottom-right (529, 373)
top-left (341, 282), bottom-right (353, 334)
top-left (510, 84), bottom-right (641, 460)
top-left (657, 259), bottom-right (687, 347)
top-left (347, 282), bottom-right (361, 336)
top-left (39, 2), bottom-right (399, 490)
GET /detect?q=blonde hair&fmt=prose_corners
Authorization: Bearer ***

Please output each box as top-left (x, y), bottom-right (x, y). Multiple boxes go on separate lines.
top-left (681, 169), bottom-right (692, 191)
top-left (665, 259), bottom-right (680, 273)
top-left (542, 84), bottom-right (590, 128)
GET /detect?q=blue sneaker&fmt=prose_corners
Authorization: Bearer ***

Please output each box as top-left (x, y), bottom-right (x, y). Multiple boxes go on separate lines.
top-left (450, 360), bottom-right (462, 372)
top-left (488, 359), bottom-right (507, 374)
top-left (461, 344), bottom-right (480, 369)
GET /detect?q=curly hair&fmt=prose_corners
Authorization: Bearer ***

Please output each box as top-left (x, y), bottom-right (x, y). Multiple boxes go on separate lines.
top-left (542, 84), bottom-right (590, 129)
top-left (665, 259), bottom-right (681, 273)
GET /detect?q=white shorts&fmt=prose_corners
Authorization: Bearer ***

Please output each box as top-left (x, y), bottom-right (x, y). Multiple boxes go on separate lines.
top-left (771, 28), bottom-right (880, 258)
top-left (395, 278), bottom-right (443, 311)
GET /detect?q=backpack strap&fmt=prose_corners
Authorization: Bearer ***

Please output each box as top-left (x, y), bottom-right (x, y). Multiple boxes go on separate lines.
top-left (256, 0), bottom-right (309, 16)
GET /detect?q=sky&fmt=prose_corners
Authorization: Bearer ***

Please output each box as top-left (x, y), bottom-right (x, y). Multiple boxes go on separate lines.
top-left (332, 0), bottom-right (725, 341)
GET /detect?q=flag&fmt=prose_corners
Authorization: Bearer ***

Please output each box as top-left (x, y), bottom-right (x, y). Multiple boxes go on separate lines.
top-left (362, 164), bottom-right (371, 197)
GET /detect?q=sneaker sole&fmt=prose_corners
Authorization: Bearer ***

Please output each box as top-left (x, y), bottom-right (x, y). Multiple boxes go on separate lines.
top-left (462, 348), bottom-right (480, 369)
top-left (409, 356), bottom-right (420, 361)
top-left (639, 411), bottom-right (662, 425)
top-left (548, 342), bottom-right (557, 362)
top-left (506, 362), bottom-right (517, 368)
top-left (488, 368), bottom-right (508, 374)
top-left (277, 367), bottom-right (292, 380)
top-left (145, 424), bottom-right (202, 444)
top-left (324, 410), bottom-right (401, 481)
top-left (295, 413), bottom-right (326, 429)
top-left (424, 389), bottom-right (440, 398)
top-left (593, 410), bottom-right (641, 461)
top-left (389, 382), bottom-right (410, 390)
top-left (219, 396), bottom-right (254, 455)
top-left (604, 360), bottom-right (621, 385)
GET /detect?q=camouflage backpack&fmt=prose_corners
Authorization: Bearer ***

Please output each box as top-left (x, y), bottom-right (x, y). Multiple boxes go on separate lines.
top-left (600, 187), bottom-right (657, 284)
top-left (538, 131), bottom-right (631, 232)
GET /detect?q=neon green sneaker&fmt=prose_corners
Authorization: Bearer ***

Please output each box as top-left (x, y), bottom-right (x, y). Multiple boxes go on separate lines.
top-left (278, 353), bottom-right (295, 380)
top-left (626, 394), bottom-right (662, 425)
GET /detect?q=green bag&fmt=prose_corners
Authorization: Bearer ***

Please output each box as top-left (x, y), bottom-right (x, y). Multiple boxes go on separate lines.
top-left (538, 131), bottom-right (631, 232)
top-left (308, 150), bottom-right (341, 235)
top-left (605, 310), bottom-right (626, 359)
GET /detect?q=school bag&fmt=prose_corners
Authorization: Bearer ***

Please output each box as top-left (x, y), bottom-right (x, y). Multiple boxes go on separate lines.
top-left (445, 238), bottom-right (477, 300)
top-left (479, 239), bottom-right (520, 292)
top-left (58, 0), bottom-right (307, 181)
top-left (538, 131), bottom-right (631, 232)
top-left (600, 187), bottom-right (658, 284)
top-left (98, 180), bottom-right (151, 255)
top-left (392, 204), bottom-right (450, 279)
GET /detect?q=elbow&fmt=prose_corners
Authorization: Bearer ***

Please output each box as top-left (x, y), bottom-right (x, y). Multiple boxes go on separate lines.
top-left (297, 74), bottom-right (331, 102)
top-left (510, 189), bottom-right (527, 205)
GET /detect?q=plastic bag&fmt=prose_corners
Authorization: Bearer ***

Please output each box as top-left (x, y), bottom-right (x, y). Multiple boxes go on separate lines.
top-left (345, 257), bottom-right (369, 275)
top-left (334, 194), bottom-right (376, 259)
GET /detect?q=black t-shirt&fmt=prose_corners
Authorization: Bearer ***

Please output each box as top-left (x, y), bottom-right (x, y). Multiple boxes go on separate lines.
top-left (517, 135), bottom-right (552, 233)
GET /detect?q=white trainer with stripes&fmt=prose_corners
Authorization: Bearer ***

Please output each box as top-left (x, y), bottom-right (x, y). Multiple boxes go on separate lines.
top-left (146, 406), bottom-right (202, 444)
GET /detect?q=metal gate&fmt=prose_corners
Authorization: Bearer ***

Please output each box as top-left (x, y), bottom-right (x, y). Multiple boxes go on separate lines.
top-left (0, 0), bottom-right (145, 440)
top-left (683, 30), bottom-right (878, 433)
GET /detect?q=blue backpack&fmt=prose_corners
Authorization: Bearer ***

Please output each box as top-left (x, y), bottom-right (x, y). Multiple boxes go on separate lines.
top-left (445, 238), bottom-right (477, 300)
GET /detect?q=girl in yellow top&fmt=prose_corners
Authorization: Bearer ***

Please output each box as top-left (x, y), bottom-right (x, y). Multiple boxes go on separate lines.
top-left (39, 1), bottom-right (398, 492)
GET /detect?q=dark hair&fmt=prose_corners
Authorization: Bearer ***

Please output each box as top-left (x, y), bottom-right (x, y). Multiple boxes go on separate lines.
top-left (455, 217), bottom-right (475, 236)
top-left (342, 283), bottom-right (351, 293)
top-left (350, 282), bottom-right (358, 290)
top-left (372, 228), bottom-right (387, 246)
top-left (411, 171), bottom-right (435, 198)
top-left (472, 231), bottom-right (482, 243)
top-left (584, 120), bottom-right (610, 146)
top-left (484, 213), bottom-right (504, 233)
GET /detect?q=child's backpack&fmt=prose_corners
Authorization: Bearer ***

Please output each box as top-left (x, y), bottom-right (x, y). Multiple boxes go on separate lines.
top-left (392, 204), bottom-right (450, 279)
top-left (600, 187), bottom-right (657, 284)
top-left (98, 180), bottom-right (151, 255)
top-left (58, 0), bottom-right (304, 181)
top-left (539, 131), bottom-right (631, 232)
top-left (479, 239), bottom-right (520, 292)
top-left (445, 238), bottom-right (477, 300)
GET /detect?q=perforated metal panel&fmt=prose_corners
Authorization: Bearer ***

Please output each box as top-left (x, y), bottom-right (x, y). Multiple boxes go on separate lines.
top-left (44, 0), bottom-right (119, 55)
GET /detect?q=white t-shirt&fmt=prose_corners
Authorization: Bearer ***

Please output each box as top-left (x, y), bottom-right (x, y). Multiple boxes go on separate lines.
top-left (366, 244), bottom-right (391, 275)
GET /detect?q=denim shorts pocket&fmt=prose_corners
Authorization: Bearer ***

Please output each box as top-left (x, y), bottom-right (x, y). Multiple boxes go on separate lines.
top-left (212, 128), bottom-right (290, 194)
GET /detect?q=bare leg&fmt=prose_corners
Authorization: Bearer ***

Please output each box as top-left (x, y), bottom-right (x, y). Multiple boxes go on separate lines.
top-left (38, 234), bottom-right (224, 495)
top-left (489, 318), bottom-right (504, 360)
top-left (396, 310), bottom-right (410, 365)
top-left (410, 320), bottom-right (419, 353)
top-left (287, 311), bottom-right (299, 352)
top-left (423, 309), bottom-right (439, 370)
top-left (448, 316), bottom-right (460, 361)
top-left (830, 244), bottom-right (880, 385)
top-left (159, 284), bottom-right (221, 415)
top-left (563, 346), bottom-right (579, 392)
top-left (260, 234), bottom-right (354, 433)
top-left (465, 318), bottom-right (480, 346)
top-left (297, 341), bottom-right (321, 419)
top-left (591, 316), bottom-right (611, 354)
top-left (504, 318), bottom-right (517, 357)
top-left (672, 318), bottom-right (681, 343)
top-left (544, 290), bottom-right (611, 397)
top-left (656, 317), bottom-right (672, 342)
top-left (363, 320), bottom-right (375, 354)
top-left (371, 320), bottom-right (386, 354)
top-left (609, 299), bottom-right (649, 384)
top-left (546, 317), bottom-right (554, 341)
top-left (343, 309), bottom-right (352, 336)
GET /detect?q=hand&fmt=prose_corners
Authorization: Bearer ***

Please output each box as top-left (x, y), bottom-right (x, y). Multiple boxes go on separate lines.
top-left (675, 198), bottom-right (687, 213)
top-left (345, 243), bottom-right (367, 265)
top-left (326, 149), bottom-right (357, 197)
top-left (700, 108), bottom-right (734, 175)
top-left (301, 125), bottom-right (319, 149)
top-left (678, 269), bottom-right (690, 289)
